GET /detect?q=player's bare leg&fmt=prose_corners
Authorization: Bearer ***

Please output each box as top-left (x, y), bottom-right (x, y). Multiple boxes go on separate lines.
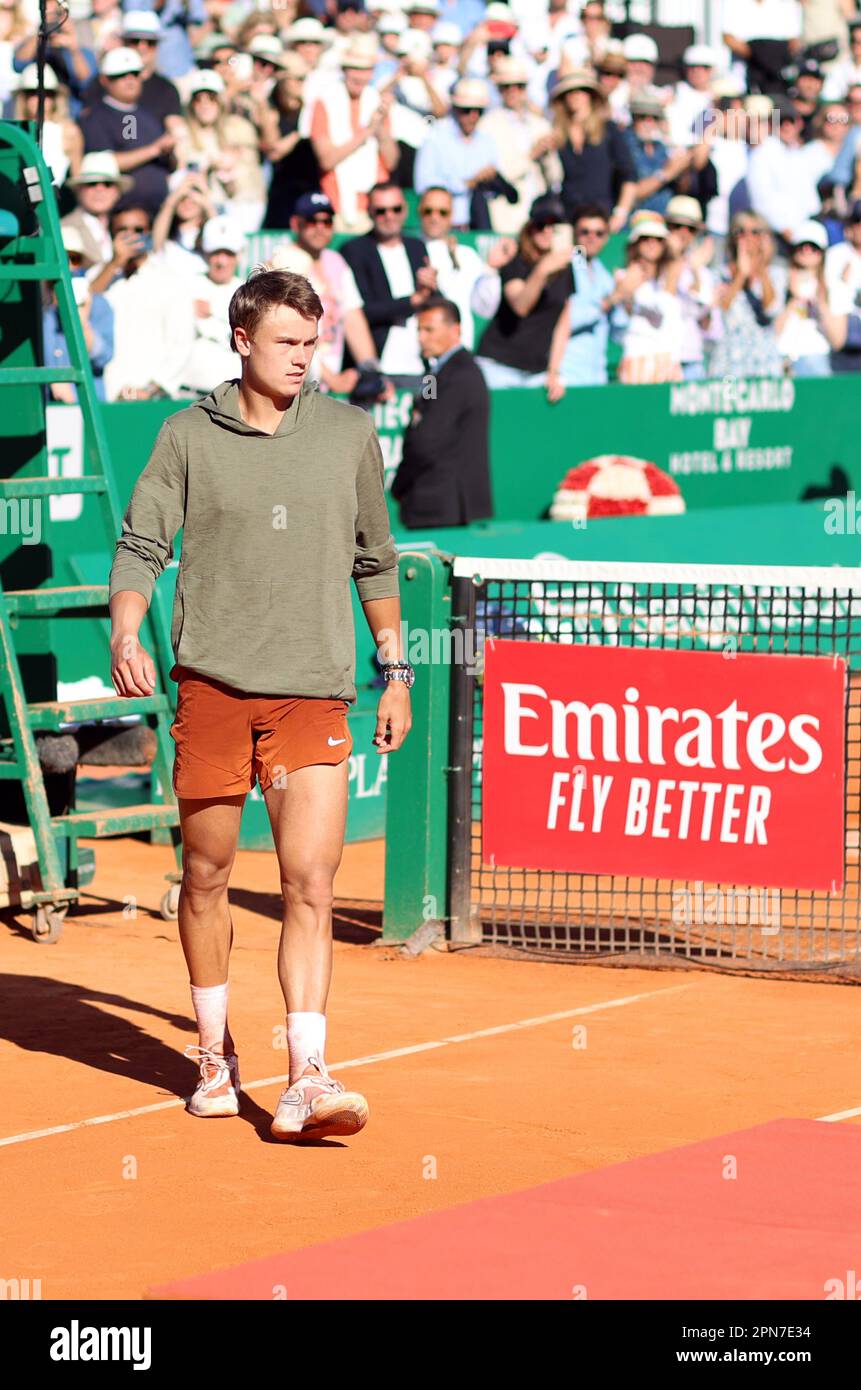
top-left (265, 761), bottom-right (369, 1140)
top-left (178, 795), bottom-right (245, 1116)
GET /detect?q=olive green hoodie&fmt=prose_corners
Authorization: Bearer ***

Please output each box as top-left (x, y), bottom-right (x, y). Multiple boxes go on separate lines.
top-left (109, 379), bottom-right (399, 700)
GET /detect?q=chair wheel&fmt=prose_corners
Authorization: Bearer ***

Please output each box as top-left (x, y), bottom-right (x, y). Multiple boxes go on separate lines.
top-left (32, 904), bottom-right (67, 944)
top-left (160, 884), bottom-right (180, 920)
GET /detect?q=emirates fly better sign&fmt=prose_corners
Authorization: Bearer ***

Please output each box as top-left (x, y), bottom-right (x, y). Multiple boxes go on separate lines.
top-left (482, 643), bottom-right (846, 891)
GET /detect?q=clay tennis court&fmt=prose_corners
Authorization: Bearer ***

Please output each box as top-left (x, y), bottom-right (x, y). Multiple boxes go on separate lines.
top-left (2, 823), bottom-right (860, 1302)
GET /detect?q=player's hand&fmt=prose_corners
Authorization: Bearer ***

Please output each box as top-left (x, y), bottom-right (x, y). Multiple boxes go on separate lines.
top-left (110, 632), bottom-right (156, 697)
top-left (373, 683), bottom-right (411, 753)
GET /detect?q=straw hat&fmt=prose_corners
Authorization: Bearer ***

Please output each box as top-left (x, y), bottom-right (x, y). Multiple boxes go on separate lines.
top-left (628, 215), bottom-right (668, 242)
top-left (451, 77), bottom-right (491, 108)
top-left (664, 195), bottom-right (703, 228)
top-left (550, 66), bottom-right (602, 100)
top-left (66, 150), bottom-right (133, 194)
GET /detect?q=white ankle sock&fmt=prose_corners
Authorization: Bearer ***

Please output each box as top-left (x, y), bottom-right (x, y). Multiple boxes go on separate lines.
top-left (287, 1011), bottom-right (326, 1082)
top-left (190, 982), bottom-right (230, 1054)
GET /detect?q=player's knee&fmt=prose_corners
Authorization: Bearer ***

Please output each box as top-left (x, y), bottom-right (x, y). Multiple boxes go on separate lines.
top-left (182, 848), bottom-right (232, 897)
top-left (281, 870), bottom-right (335, 917)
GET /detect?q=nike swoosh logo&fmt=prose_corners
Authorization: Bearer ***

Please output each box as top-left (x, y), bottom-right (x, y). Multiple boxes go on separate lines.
top-left (328, 736), bottom-right (347, 746)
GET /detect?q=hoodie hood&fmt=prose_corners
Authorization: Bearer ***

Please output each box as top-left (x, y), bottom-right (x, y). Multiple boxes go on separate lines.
top-left (194, 377), bottom-right (319, 438)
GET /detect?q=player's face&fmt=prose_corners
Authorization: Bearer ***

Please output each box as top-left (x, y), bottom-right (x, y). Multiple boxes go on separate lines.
top-left (235, 304), bottom-right (319, 399)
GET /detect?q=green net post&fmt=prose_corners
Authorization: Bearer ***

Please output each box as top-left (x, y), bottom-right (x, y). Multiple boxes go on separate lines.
top-left (382, 548), bottom-right (452, 942)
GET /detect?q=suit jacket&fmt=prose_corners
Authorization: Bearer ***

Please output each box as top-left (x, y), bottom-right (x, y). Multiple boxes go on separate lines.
top-left (391, 347), bottom-right (493, 529)
top-left (339, 232), bottom-right (428, 362)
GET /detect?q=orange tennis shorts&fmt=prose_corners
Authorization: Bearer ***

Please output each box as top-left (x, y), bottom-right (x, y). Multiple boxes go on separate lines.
top-left (169, 664), bottom-right (353, 799)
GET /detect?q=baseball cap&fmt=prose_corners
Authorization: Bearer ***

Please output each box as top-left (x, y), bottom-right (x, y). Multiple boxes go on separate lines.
top-left (378, 12), bottom-right (407, 35)
top-left (100, 47), bottom-right (144, 78)
top-left (121, 10), bottom-right (162, 39)
top-left (201, 216), bottom-right (244, 256)
top-left (432, 21), bottom-right (463, 46)
top-left (682, 44), bottom-right (715, 68)
top-left (293, 192), bottom-right (336, 219)
top-left (623, 34), bottom-right (658, 64)
top-left (397, 30), bottom-right (433, 58)
top-left (529, 194), bottom-right (567, 225)
top-left (797, 57), bottom-right (824, 79)
top-left (792, 219), bottom-right (828, 249)
top-left (18, 62), bottom-right (59, 90)
top-left (189, 69), bottom-right (226, 96)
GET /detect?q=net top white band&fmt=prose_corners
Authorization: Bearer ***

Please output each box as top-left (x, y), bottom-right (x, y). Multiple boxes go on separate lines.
top-left (449, 557), bottom-right (861, 594)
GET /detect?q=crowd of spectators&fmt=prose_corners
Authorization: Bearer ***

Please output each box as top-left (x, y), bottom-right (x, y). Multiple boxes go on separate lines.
top-left (3, 0), bottom-right (861, 399)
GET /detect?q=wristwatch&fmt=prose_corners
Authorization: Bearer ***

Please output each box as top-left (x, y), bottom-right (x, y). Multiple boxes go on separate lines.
top-left (381, 661), bottom-right (415, 689)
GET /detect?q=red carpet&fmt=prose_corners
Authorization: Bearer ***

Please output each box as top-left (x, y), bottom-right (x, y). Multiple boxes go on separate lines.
top-left (150, 1120), bottom-right (861, 1300)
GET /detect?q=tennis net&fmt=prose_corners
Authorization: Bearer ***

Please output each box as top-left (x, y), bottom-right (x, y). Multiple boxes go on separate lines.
top-left (446, 558), bottom-right (861, 977)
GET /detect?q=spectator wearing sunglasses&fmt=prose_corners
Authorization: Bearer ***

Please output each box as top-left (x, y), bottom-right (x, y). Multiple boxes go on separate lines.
top-left (774, 220), bottom-right (845, 376)
top-left (414, 78), bottom-right (502, 230)
top-left (341, 181), bottom-right (438, 388)
top-left (546, 201), bottom-right (614, 395)
top-left (80, 12), bottom-right (184, 137)
top-left (91, 204), bottom-right (194, 400)
top-left (478, 57), bottom-right (562, 234)
top-left (287, 191), bottom-right (382, 394)
top-left (709, 211), bottom-right (786, 379)
top-left (79, 48), bottom-right (175, 215)
top-left (43, 224), bottom-right (114, 403)
top-left (62, 150), bottom-right (131, 273)
top-left (664, 195), bottom-right (720, 381)
top-left (475, 194), bottom-right (576, 389)
top-left (418, 186), bottom-right (496, 349)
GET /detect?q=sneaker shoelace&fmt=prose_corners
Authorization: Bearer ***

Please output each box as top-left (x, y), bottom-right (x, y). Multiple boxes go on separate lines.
top-left (184, 1045), bottom-right (234, 1088)
top-left (291, 1053), bottom-right (345, 1097)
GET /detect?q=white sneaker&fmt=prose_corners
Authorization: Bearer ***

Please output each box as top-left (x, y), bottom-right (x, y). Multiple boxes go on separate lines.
top-left (270, 1052), bottom-right (368, 1142)
top-left (184, 1046), bottom-right (240, 1117)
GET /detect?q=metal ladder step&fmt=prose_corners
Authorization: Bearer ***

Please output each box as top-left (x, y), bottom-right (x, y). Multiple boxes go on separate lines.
top-left (0, 476), bottom-right (107, 497)
top-left (0, 367), bottom-right (85, 386)
top-left (27, 694), bottom-right (171, 730)
top-left (4, 584), bottom-right (109, 616)
top-left (51, 803), bottom-right (181, 839)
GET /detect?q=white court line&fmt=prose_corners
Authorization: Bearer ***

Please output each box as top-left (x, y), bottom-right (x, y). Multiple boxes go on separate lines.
top-left (817, 1105), bottom-right (861, 1122)
top-left (0, 984), bottom-right (689, 1149)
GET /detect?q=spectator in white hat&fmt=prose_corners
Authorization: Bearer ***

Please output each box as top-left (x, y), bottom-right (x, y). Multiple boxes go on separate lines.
top-left (382, 29), bottom-right (448, 119)
top-left (664, 194), bottom-right (720, 379)
top-left (667, 44), bottom-right (718, 147)
top-left (13, 63), bottom-right (81, 186)
top-left (283, 16), bottom-right (331, 75)
top-left (309, 45), bottom-right (399, 233)
top-left (115, 10), bottom-right (184, 136)
top-left (775, 219), bottom-right (845, 375)
top-left (374, 11), bottom-right (408, 84)
top-left (429, 20), bottom-right (463, 102)
top-left (608, 215), bottom-right (684, 384)
top-left (42, 224), bottom-right (114, 402)
top-left (62, 151), bottom-right (132, 272)
top-left (414, 77), bottom-right (502, 228)
top-left (92, 202), bottom-right (195, 400)
top-left (405, 0), bottom-right (442, 34)
top-left (479, 57), bottom-right (562, 232)
top-left (79, 48), bottom-right (175, 214)
top-left (556, 2), bottom-right (613, 74)
top-left (176, 69), bottom-right (266, 234)
top-left (179, 215), bottom-right (245, 394)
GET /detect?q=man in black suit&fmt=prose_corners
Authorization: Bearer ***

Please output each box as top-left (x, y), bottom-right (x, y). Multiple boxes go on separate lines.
top-left (340, 182), bottom-right (439, 390)
top-left (391, 298), bottom-right (493, 530)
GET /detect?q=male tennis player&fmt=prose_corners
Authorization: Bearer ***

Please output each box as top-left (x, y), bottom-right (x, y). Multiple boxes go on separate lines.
top-left (108, 267), bottom-right (413, 1141)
